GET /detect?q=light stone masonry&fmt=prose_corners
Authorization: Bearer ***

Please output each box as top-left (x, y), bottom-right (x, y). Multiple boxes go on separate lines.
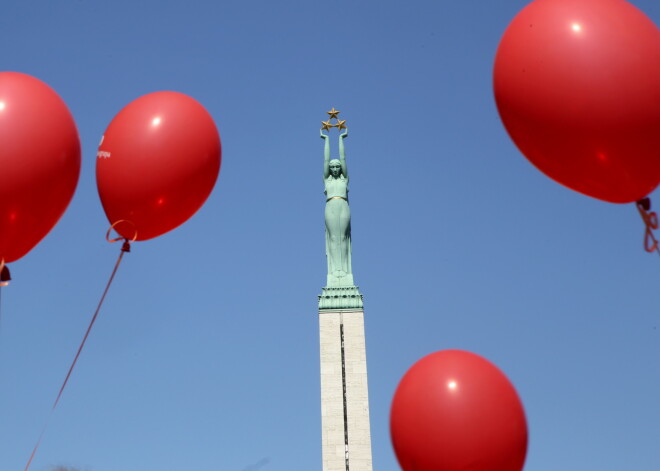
top-left (342, 310), bottom-right (373, 471)
top-left (320, 312), bottom-right (347, 471)
top-left (319, 309), bottom-right (373, 471)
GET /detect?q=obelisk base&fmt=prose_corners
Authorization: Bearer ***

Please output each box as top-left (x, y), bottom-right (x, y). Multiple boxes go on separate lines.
top-left (319, 306), bottom-right (373, 471)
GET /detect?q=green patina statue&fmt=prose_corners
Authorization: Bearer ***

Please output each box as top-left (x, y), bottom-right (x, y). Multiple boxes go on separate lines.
top-left (318, 109), bottom-right (363, 309)
top-left (320, 108), bottom-right (353, 287)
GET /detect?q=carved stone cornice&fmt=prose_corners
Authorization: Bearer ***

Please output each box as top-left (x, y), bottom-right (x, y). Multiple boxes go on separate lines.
top-left (318, 286), bottom-right (364, 311)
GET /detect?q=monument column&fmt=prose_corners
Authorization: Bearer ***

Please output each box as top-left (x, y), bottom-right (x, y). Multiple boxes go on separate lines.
top-left (318, 109), bottom-right (373, 471)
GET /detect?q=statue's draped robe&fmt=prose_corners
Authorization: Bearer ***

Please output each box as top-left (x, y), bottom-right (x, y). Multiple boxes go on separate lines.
top-left (324, 174), bottom-right (352, 284)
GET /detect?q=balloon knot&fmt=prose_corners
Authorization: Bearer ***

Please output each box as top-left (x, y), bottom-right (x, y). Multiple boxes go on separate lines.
top-left (0, 264), bottom-right (10, 284)
top-left (637, 197), bottom-right (651, 212)
top-left (121, 240), bottom-right (131, 253)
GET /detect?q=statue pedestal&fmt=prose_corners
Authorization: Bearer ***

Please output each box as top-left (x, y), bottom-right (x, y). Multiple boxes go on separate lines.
top-left (319, 285), bottom-right (363, 310)
top-left (318, 286), bottom-right (372, 471)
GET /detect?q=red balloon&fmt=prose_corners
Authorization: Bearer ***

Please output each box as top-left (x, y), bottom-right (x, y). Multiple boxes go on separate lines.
top-left (0, 72), bottom-right (80, 263)
top-left (390, 350), bottom-right (528, 471)
top-left (494, 0), bottom-right (660, 203)
top-left (96, 92), bottom-right (221, 241)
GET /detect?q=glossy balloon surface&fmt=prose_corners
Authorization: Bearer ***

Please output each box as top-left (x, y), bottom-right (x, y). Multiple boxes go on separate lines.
top-left (0, 72), bottom-right (80, 263)
top-left (390, 350), bottom-right (527, 471)
top-left (494, 0), bottom-right (660, 203)
top-left (96, 91), bottom-right (221, 241)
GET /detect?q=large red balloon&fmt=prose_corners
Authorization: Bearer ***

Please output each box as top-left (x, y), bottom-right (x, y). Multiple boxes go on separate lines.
top-left (494, 0), bottom-right (660, 203)
top-left (96, 92), bottom-right (221, 241)
top-left (0, 72), bottom-right (80, 263)
top-left (390, 350), bottom-right (528, 471)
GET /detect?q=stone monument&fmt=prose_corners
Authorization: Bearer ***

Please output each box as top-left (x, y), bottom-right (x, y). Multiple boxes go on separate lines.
top-left (318, 108), bottom-right (374, 471)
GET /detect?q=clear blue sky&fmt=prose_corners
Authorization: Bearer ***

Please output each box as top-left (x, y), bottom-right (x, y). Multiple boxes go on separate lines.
top-left (0, 1), bottom-right (658, 470)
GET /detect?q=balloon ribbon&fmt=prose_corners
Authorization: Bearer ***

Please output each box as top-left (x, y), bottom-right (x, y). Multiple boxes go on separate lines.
top-left (23, 239), bottom-right (131, 471)
top-left (636, 198), bottom-right (660, 255)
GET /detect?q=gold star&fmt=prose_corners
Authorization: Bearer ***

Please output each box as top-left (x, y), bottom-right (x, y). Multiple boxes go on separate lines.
top-left (321, 120), bottom-right (335, 131)
top-left (326, 107), bottom-right (340, 119)
top-left (336, 119), bottom-right (347, 130)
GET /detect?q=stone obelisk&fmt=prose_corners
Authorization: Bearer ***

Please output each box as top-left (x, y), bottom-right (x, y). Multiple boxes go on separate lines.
top-left (318, 109), bottom-right (373, 471)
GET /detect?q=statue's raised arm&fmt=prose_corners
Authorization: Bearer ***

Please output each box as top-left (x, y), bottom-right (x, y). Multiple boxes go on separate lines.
top-left (321, 129), bottom-right (330, 179)
top-left (339, 129), bottom-right (348, 181)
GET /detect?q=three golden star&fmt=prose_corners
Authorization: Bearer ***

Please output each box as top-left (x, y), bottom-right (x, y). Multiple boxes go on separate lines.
top-left (321, 108), bottom-right (348, 131)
